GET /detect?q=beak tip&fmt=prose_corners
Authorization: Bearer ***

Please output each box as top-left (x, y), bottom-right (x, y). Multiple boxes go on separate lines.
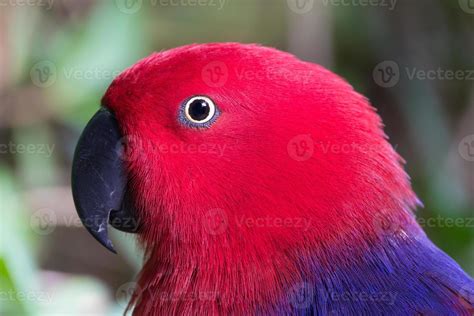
top-left (106, 243), bottom-right (118, 254)
top-left (85, 224), bottom-right (118, 254)
top-left (102, 234), bottom-right (118, 254)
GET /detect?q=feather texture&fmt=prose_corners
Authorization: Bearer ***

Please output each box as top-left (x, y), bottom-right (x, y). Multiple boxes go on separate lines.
top-left (101, 43), bottom-right (474, 315)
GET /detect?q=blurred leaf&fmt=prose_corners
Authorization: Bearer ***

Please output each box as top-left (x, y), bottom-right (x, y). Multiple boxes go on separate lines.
top-left (111, 230), bottom-right (142, 272)
top-left (9, 8), bottom-right (41, 83)
top-left (0, 166), bottom-right (38, 315)
top-left (37, 275), bottom-right (111, 316)
top-left (14, 125), bottom-right (57, 188)
top-left (37, 2), bottom-right (147, 123)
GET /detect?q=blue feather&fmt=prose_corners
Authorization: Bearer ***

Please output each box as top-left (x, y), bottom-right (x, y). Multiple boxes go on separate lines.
top-left (275, 233), bottom-right (474, 315)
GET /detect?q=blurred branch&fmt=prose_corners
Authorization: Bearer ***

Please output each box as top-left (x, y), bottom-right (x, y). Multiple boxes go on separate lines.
top-left (287, 2), bottom-right (333, 67)
top-left (0, 8), bottom-right (8, 92)
top-left (450, 91), bottom-right (474, 206)
top-left (23, 186), bottom-right (75, 225)
top-left (0, 87), bottom-right (54, 129)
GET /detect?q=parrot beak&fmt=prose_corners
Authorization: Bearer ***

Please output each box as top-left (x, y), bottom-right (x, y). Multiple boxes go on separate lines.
top-left (71, 108), bottom-right (138, 253)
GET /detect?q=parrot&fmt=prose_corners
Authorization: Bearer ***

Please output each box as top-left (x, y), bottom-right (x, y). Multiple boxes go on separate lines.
top-left (71, 43), bottom-right (474, 315)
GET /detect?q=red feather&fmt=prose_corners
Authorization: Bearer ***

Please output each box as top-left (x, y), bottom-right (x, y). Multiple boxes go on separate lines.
top-left (101, 43), bottom-right (471, 315)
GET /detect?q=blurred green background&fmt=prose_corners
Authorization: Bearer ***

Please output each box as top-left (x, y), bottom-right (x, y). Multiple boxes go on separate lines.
top-left (0, 0), bottom-right (473, 315)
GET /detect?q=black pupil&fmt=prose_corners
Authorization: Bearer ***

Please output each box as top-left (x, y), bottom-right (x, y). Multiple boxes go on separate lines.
top-left (188, 99), bottom-right (210, 121)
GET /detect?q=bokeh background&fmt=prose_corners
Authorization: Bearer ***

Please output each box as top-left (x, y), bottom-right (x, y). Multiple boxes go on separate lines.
top-left (0, 0), bottom-right (473, 315)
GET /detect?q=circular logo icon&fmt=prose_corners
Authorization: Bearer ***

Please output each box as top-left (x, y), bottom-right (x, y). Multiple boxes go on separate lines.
top-left (458, 135), bottom-right (474, 162)
top-left (30, 208), bottom-right (57, 235)
top-left (117, 135), bottom-right (145, 162)
top-left (287, 282), bottom-right (314, 309)
top-left (115, 0), bottom-right (143, 14)
top-left (30, 61), bottom-right (57, 88)
top-left (372, 212), bottom-right (401, 238)
top-left (202, 208), bottom-right (228, 235)
top-left (287, 0), bottom-right (315, 14)
top-left (116, 282), bottom-right (142, 307)
top-left (459, 0), bottom-right (474, 14)
top-left (373, 60), bottom-right (400, 88)
top-left (201, 61), bottom-right (228, 88)
top-left (288, 134), bottom-right (314, 162)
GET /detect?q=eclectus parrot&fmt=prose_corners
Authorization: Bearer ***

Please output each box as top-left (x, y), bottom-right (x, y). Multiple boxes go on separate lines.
top-left (71, 43), bottom-right (474, 315)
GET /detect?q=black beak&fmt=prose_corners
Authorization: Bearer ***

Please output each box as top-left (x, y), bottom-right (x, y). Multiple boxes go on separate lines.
top-left (71, 108), bottom-right (138, 253)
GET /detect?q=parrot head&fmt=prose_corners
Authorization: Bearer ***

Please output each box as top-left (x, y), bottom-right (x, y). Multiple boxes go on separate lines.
top-left (71, 43), bottom-right (422, 313)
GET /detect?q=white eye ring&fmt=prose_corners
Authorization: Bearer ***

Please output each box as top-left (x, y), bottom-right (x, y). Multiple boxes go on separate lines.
top-left (184, 96), bottom-right (217, 124)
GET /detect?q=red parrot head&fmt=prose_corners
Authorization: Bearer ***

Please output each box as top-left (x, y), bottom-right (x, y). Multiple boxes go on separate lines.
top-left (71, 43), bottom-right (422, 313)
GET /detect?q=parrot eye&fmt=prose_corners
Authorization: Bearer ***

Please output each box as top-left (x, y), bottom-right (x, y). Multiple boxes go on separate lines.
top-left (180, 96), bottom-right (219, 128)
